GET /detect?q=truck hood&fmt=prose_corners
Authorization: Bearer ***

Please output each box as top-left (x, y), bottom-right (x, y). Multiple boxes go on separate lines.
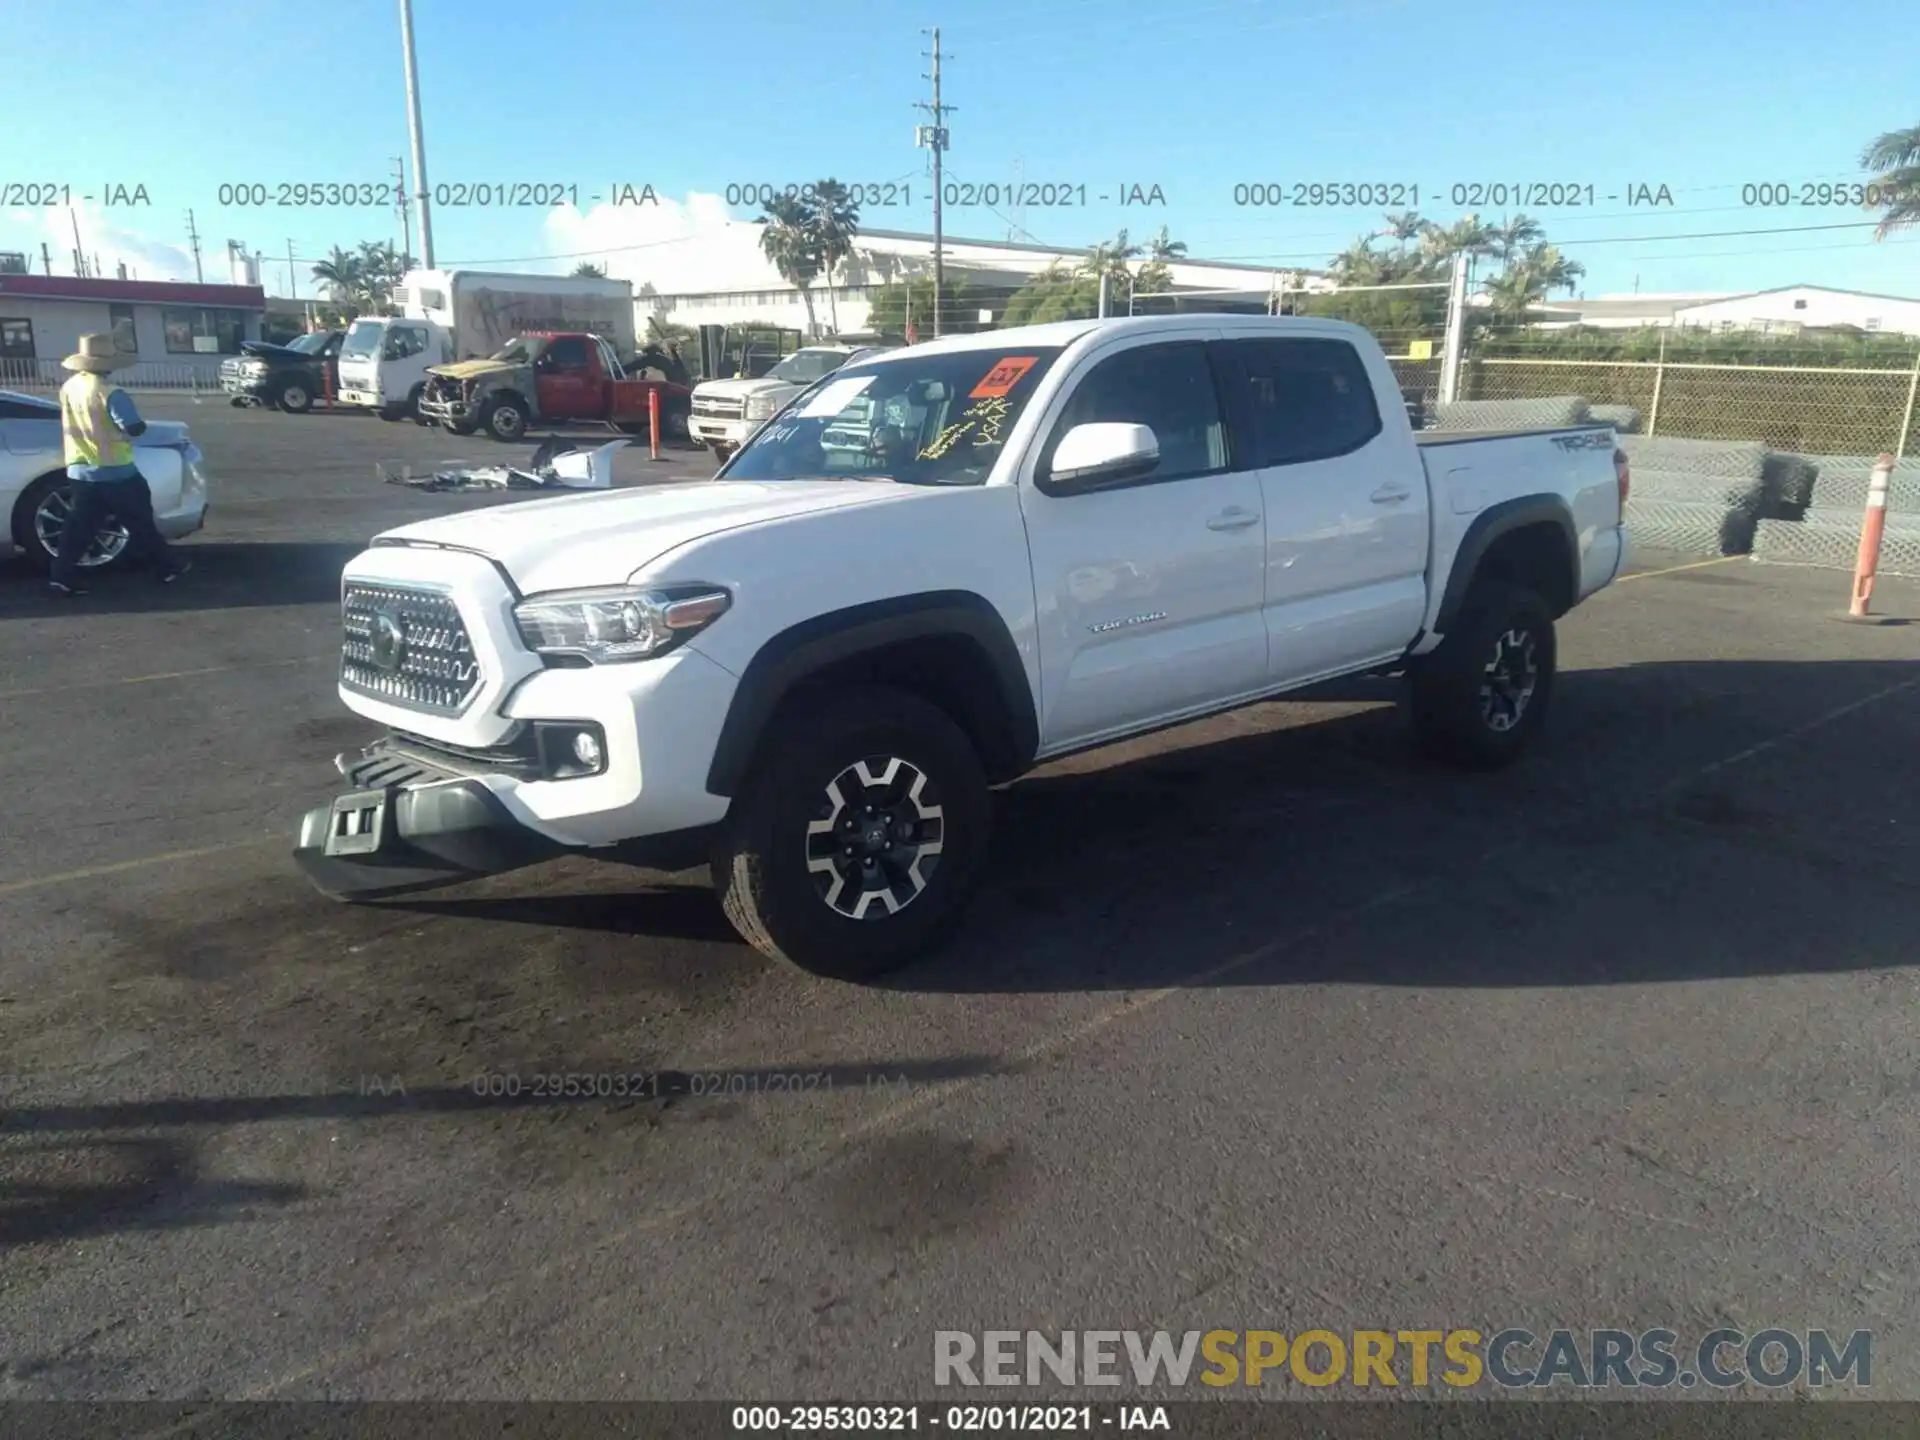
top-left (372, 479), bottom-right (918, 593)
top-left (694, 377), bottom-right (797, 400)
top-left (239, 339), bottom-right (325, 362)
top-left (428, 358), bottom-right (521, 383)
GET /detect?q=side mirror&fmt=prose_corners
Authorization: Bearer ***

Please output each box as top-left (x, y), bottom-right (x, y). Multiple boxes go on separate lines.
top-left (1046, 422), bottom-right (1160, 490)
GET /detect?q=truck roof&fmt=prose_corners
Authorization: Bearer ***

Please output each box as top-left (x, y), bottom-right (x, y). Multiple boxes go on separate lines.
top-left (873, 313), bottom-right (1374, 359)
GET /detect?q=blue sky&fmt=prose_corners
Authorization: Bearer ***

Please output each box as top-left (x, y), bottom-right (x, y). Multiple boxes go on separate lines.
top-left (5, 0), bottom-right (1918, 299)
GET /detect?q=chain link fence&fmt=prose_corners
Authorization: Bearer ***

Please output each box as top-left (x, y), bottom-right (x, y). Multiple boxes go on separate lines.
top-left (1460, 351), bottom-right (1920, 458)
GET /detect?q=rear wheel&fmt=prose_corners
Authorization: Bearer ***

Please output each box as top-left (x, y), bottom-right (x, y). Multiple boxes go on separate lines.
top-left (1407, 584), bottom-right (1556, 769)
top-left (712, 685), bottom-right (991, 980)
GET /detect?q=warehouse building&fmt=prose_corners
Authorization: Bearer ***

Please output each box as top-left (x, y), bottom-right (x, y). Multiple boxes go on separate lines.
top-left (640, 226), bottom-right (1328, 335)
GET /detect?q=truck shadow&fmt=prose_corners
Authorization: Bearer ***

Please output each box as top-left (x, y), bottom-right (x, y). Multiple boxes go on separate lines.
top-left (362, 656), bottom-right (1920, 996)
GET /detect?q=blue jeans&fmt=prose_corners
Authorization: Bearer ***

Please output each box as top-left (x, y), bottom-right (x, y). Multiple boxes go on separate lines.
top-left (50, 473), bottom-right (178, 585)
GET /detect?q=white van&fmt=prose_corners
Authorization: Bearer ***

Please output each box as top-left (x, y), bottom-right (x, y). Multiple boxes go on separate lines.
top-left (334, 317), bottom-right (453, 421)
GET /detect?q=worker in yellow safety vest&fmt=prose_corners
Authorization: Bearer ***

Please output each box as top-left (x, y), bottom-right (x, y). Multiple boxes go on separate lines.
top-left (49, 333), bottom-right (187, 595)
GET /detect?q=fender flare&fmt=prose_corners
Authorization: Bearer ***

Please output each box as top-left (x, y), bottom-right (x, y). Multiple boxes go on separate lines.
top-left (1435, 494), bottom-right (1581, 632)
top-left (705, 591), bottom-right (1039, 796)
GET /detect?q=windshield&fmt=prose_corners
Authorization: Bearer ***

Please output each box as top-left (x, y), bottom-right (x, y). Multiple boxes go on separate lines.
top-left (723, 347), bottom-right (1063, 488)
top-left (340, 321), bottom-right (386, 358)
top-left (765, 349), bottom-right (853, 384)
top-left (489, 337), bottom-right (540, 364)
top-left (285, 332), bottom-right (329, 355)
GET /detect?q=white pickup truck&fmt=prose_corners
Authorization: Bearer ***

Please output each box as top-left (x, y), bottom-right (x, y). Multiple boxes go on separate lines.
top-left (294, 315), bottom-right (1630, 978)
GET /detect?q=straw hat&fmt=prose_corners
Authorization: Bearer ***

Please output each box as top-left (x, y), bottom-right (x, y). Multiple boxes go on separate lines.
top-left (62, 333), bottom-right (129, 373)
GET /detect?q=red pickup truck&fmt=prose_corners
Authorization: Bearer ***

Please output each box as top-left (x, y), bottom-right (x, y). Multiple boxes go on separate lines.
top-left (416, 331), bottom-right (692, 442)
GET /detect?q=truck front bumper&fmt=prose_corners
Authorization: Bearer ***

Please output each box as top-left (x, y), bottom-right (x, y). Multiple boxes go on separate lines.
top-left (294, 777), bottom-right (567, 900)
top-left (688, 416), bottom-right (755, 449)
top-left (416, 391), bottom-right (477, 426)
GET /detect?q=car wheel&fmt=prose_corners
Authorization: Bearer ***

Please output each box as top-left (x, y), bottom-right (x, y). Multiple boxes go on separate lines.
top-left (712, 685), bottom-right (991, 980)
top-left (445, 419), bottom-right (478, 436)
top-left (405, 385), bottom-right (429, 424)
top-left (483, 396), bottom-right (528, 442)
top-left (278, 379), bottom-right (314, 414)
top-left (1408, 585), bottom-right (1556, 770)
top-left (14, 472), bottom-right (132, 574)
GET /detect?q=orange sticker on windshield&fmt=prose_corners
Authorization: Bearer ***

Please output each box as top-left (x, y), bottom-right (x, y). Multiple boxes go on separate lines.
top-left (970, 356), bottom-right (1038, 398)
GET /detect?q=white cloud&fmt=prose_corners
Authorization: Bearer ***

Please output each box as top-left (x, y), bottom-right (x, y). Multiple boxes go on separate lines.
top-left (540, 190), bottom-right (781, 296)
top-left (0, 199), bottom-right (197, 281)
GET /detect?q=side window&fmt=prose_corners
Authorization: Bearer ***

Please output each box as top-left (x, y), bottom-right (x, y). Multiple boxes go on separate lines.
top-left (1224, 338), bottom-right (1382, 468)
top-left (1044, 341), bottom-right (1226, 486)
top-left (544, 337), bottom-right (590, 370)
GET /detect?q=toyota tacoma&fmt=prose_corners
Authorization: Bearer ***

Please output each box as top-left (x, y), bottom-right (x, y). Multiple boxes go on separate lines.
top-left (294, 315), bottom-right (1630, 978)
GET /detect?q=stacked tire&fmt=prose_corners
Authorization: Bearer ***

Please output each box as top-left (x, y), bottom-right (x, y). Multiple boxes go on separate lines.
top-left (1617, 436), bottom-right (1773, 556)
top-left (1587, 403), bottom-right (1641, 435)
top-left (1752, 454), bottom-right (1920, 578)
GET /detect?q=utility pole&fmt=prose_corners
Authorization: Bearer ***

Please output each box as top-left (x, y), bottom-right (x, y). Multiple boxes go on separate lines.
top-left (40, 242), bottom-right (53, 276)
top-left (1438, 250), bottom-right (1469, 404)
top-left (68, 209), bottom-right (87, 276)
top-left (393, 156), bottom-right (413, 268)
top-left (398, 0), bottom-right (436, 268)
top-left (185, 209), bottom-right (204, 282)
top-left (287, 239), bottom-right (299, 299)
top-left (916, 29), bottom-right (953, 337)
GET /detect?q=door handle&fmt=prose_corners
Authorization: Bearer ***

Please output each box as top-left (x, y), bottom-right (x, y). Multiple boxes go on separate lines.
top-left (1206, 507), bottom-right (1261, 531)
top-left (1370, 484), bottom-right (1412, 504)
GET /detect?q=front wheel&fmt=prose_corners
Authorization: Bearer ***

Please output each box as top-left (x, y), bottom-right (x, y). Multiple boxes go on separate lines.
top-left (13, 473), bottom-right (131, 574)
top-left (482, 396), bottom-right (528, 442)
top-left (277, 379), bottom-right (314, 414)
top-left (712, 685), bottom-right (991, 980)
top-left (1407, 585), bottom-right (1556, 770)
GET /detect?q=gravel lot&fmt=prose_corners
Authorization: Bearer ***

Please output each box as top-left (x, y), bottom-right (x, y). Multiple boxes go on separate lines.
top-left (3, 402), bottom-right (1919, 1407)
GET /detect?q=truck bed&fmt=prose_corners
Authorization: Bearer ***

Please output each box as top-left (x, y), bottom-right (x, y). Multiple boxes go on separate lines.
top-left (1414, 422), bottom-right (1614, 445)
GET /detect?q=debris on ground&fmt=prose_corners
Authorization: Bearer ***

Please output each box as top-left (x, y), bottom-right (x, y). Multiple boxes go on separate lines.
top-left (377, 436), bottom-right (621, 493)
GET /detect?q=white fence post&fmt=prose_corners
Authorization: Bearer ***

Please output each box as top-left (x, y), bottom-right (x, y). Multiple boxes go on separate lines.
top-left (1437, 252), bottom-right (1468, 404)
top-left (1897, 346), bottom-right (1920, 460)
top-left (1646, 332), bottom-right (1667, 436)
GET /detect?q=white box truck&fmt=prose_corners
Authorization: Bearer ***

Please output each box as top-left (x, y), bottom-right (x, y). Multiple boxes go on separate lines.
top-left (335, 270), bottom-right (637, 421)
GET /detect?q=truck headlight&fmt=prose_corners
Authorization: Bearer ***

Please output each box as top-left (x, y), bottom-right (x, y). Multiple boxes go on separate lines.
top-left (743, 392), bottom-right (783, 421)
top-left (513, 584), bottom-right (731, 663)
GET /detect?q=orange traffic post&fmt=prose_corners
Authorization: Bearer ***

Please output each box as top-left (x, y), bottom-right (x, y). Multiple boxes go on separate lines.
top-left (647, 387), bottom-right (665, 462)
top-left (1837, 453), bottom-right (1900, 625)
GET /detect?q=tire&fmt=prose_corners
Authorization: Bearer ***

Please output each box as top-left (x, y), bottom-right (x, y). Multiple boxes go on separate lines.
top-left (664, 406), bottom-right (690, 443)
top-left (482, 395), bottom-right (528, 442)
top-left (1407, 585), bottom-right (1556, 770)
top-left (711, 685), bottom-right (991, 980)
top-left (277, 378), bottom-right (314, 414)
top-left (444, 418), bottom-right (478, 436)
top-left (12, 472), bottom-right (132, 574)
top-left (228, 396), bottom-right (249, 408)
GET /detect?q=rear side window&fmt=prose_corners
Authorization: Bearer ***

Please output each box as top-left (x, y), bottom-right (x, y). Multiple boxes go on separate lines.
top-left (1221, 337), bottom-right (1381, 467)
top-left (544, 337), bottom-right (590, 369)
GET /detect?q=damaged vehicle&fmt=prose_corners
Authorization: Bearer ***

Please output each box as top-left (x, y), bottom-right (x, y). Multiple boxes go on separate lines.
top-left (416, 332), bottom-right (691, 443)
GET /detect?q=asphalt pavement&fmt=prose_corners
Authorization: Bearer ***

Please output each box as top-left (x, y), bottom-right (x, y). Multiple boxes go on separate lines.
top-left (2, 403), bottom-right (1919, 1407)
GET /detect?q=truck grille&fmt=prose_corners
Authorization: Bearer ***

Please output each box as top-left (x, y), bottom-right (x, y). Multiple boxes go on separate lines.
top-left (340, 583), bottom-right (482, 715)
top-left (693, 395), bottom-right (745, 419)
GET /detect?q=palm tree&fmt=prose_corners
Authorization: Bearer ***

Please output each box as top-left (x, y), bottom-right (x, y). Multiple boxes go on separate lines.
top-left (572, 261), bottom-right (607, 278)
top-left (1380, 211), bottom-right (1425, 247)
top-left (1860, 123), bottom-right (1920, 238)
top-left (759, 193), bottom-right (822, 337)
top-left (355, 240), bottom-right (406, 311)
top-left (1489, 214), bottom-right (1545, 265)
top-left (1329, 236), bottom-right (1387, 285)
top-left (807, 179), bottom-right (861, 334)
top-left (1145, 225), bottom-right (1187, 262)
top-left (309, 246), bottom-right (364, 310)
